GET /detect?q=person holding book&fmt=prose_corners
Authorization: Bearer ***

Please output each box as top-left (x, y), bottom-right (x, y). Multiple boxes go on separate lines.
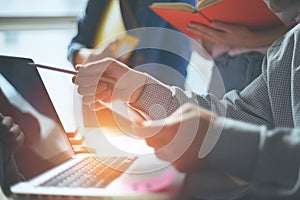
top-left (67, 0), bottom-right (194, 89)
top-left (183, 0), bottom-right (297, 98)
top-left (73, 0), bottom-right (300, 198)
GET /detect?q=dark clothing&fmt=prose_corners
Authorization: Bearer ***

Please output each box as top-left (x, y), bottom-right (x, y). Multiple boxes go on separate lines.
top-left (67, 0), bottom-right (194, 88)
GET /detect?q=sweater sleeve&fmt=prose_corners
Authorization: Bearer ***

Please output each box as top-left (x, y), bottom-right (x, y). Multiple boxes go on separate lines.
top-left (207, 118), bottom-right (300, 198)
top-left (133, 72), bottom-right (271, 127)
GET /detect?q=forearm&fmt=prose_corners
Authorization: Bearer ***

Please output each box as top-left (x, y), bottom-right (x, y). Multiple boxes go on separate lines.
top-left (133, 79), bottom-right (272, 129)
top-left (132, 76), bottom-right (199, 120)
top-left (207, 118), bottom-right (300, 198)
top-left (132, 74), bottom-right (272, 125)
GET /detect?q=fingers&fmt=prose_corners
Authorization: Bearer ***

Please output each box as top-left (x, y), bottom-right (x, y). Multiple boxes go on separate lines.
top-left (0, 115), bottom-right (14, 136)
top-left (76, 82), bottom-right (113, 107)
top-left (144, 115), bottom-right (190, 149)
top-left (210, 21), bottom-right (232, 31)
top-left (188, 21), bottom-right (232, 33)
top-left (80, 84), bottom-right (112, 105)
top-left (88, 101), bottom-right (107, 111)
top-left (142, 104), bottom-right (197, 144)
top-left (145, 117), bottom-right (180, 149)
top-left (73, 58), bottom-right (121, 91)
top-left (73, 57), bottom-right (141, 105)
top-left (74, 75), bottom-right (101, 88)
top-left (143, 104), bottom-right (216, 172)
top-left (211, 21), bottom-right (247, 33)
top-left (82, 89), bottom-right (112, 104)
top-left (73, 58), bottom-right (116, 82)
top-left (74, 66), bottom-right (105, 84)
top-left (3, 126), bottom-right (24, 155)
top-left (187, 21), bottom-right (228, 43)
top-left (0, 115), bottom-right (25, 155)
top-left (187, 22), bottom-right (214, 33)
top-left (186, 23), bottom-right (215, 40)
top-left (74, 60), bottom-right (115, 105)
top-left (77, 81), bottom-right (108, 96)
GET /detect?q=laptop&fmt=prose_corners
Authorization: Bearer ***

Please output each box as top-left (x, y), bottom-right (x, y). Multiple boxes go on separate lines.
top-left (0, 55), bottom-right (183, 199)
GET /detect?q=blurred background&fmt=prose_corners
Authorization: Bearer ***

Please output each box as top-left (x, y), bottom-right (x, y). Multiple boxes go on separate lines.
top-left (0, 0), bottom-right (88, 131)
top-left (0, 0), bottom-right (211, 131)
top-left (0, 0), bottom-right (88, 68)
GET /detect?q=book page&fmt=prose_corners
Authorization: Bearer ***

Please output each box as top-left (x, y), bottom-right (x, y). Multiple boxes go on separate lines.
top-left (151, 2), bottom-right (196, 12)
top-left (197, 0), bottom-right (222, 9)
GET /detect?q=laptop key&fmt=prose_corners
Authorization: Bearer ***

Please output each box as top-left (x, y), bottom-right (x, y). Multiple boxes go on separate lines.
top-left (40, 156), bottom-right (137, 188)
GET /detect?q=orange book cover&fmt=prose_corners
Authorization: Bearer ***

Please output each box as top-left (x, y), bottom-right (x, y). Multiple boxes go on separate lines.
top-left (150, 0), bottom-right (283, 38)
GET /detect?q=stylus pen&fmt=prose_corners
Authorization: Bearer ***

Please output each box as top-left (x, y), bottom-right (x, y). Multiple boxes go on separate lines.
top-left (28, 62), bottom-right (116, 84)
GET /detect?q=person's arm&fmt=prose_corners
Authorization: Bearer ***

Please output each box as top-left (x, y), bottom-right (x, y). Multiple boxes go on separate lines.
top-left (137, 99), bottom-right (300, 198)
top-left (74, 52), bottom-right (272, 127)
top-left (67, 0), bottom-right (109, 66)
top-left (132, 67), bottom-right (273, 127)
top-left (186, 21), bottom-right (295, 49)
top-left (74, 55), bottom-right (274, 127)
top-left (207, 118), bottom-right (300, 198)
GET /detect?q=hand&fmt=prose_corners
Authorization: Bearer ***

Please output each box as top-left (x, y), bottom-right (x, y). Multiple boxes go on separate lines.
top-left (187, 21), bottom-right (259, 48)
top-left (0, 113), bottom-right (24, 162)
top-left (139, 103), bottom-right (217, 172)
top-left (73, 58), bottom-right (148, 110)
top-left (74, 39), bottom-right (121, 65)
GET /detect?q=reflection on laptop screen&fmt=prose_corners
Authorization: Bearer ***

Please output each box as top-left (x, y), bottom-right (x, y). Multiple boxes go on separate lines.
top-left (0, 55), bottom-right (73, 179)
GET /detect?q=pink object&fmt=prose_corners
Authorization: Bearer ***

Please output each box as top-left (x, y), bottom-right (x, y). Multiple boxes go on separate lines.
top-left (123, 169), bottom-right (177, 193)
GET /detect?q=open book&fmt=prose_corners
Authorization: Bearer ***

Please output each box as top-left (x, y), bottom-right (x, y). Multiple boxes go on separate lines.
top-left (150, 0), bottom-right (283, 38)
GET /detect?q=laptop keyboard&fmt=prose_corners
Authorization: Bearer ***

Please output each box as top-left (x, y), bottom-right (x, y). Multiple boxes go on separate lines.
top-left (40, 156), bottom-right (137, 188)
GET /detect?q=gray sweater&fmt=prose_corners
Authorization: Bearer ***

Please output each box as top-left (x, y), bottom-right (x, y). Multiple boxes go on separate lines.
top-left (133, 24), bottom-right (300, 198)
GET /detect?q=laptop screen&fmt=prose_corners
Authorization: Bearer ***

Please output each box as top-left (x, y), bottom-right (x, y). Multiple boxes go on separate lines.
top-left (0, 55), bottom-right (74, 179)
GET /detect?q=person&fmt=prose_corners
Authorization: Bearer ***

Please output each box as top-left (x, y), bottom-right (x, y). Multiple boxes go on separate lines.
top-left (0, 113), bottom-right (24, 196)
top-left (67, 0), bottom-right (194, 89)
top-left (185, 0), bottom-right (296, 98)
top-left (73, 0), bottom-right (300, 198)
